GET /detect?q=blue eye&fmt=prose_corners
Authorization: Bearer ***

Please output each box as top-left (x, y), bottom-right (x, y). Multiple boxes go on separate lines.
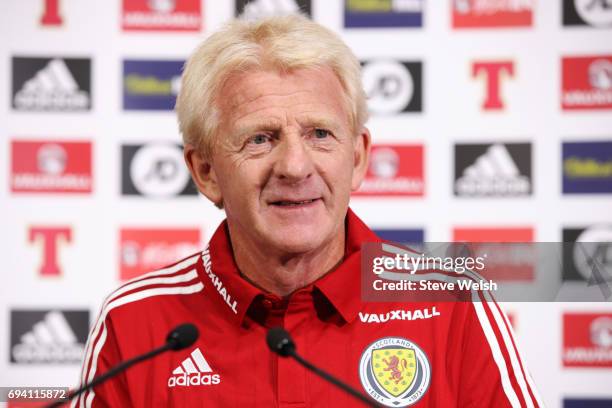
top-left (314, 129), bottom-right (330, 139)
top-left (250, 134), bottom-right (269, 145)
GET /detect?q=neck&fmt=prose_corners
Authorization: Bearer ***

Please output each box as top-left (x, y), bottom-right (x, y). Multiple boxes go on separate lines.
top-left (228, 226), bottom-right (345, 297)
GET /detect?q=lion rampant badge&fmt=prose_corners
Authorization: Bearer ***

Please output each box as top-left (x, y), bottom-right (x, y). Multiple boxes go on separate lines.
top-left (359, 337), bottom-right (430, 407)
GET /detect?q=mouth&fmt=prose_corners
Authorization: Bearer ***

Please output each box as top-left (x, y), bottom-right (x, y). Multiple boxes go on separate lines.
top-left (269, 198), bottom-right (321, 207)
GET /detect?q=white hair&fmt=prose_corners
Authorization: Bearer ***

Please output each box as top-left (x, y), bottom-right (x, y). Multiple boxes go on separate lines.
top-left (176, 14), bottom-right (368, 160)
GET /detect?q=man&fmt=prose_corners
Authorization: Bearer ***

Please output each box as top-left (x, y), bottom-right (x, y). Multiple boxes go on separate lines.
top-left (74, 14), bottom-right (541, 407)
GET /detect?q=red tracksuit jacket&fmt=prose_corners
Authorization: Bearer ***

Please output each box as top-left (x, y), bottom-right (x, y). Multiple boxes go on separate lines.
top-left (73, 209), bottom-right (541, 407)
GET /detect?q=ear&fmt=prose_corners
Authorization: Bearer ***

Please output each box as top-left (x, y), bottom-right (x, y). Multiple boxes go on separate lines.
top-left (351, 127), bottom-right (371, 191)
top-left (184, 144), bottom-right (223, 207)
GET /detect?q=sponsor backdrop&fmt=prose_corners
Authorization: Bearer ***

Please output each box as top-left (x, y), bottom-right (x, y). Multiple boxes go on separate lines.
top-left (1, 0), bottom-right (611, 407)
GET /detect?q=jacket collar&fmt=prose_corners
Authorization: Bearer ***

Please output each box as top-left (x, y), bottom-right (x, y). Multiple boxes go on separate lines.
top-left (198, 208), bottom-right (381, 326)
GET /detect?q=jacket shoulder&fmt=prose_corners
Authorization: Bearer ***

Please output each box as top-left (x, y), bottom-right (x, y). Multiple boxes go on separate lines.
top-left (104, 252), bottom-right (205, 319)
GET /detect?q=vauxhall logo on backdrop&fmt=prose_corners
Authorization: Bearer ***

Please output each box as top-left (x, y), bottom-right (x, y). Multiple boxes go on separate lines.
top-left (472, 60), bottom-right (514, 110)
top-left (122, 143), bottom-right (197, 197)
top-left (563, 0), bottom-right (612, 27)
top-left (562, 55), bottom-right (612, 110)
top-left (235, 0), bottom-right (312, 19)
top-left (361, 60), bottom-right (422, 115)
top-left (344, 0), bottom-right (423, 28)
top-left (562, 141), bottom-right (612, 194)
top-left (452, 0), bottom-right (534, 28)
top-left (10, 310), bottom-right (89, 364)
top-left (122, 0), bottom-right (202, 31)
top-left (454, 142), bottom-right (532, 196)
top-left (123, 59), bottom-right (183, 110)
top-left (11, 140), bottom-right (93, 194)
top-left (12, 57), bottom-right (91, 111)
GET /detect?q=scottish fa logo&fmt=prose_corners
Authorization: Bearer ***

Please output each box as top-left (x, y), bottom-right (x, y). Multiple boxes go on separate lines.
top-left (359, 337), bottom-right (430, 407)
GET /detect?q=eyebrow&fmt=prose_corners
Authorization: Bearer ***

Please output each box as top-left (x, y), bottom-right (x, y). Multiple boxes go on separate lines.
top-left (232, 119), bottom-right (283, 144)
top-left (233, 115), bottom-right (343, 141)
top-left (297, 115), bottom-right (342, 132)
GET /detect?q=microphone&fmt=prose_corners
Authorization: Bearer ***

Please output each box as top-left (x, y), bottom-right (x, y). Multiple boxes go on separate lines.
top-left (266, 327), bottom-right (380, 407)
top-left (47, 323), bottom-right (199, 408)
top-left (266, 326), bottom-right (295, 356)
top-left (166, 323), bottom-right (199, 350)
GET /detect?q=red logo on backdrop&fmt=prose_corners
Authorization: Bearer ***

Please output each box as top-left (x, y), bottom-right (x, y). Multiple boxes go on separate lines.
top-left (454, 228), bottom-right (533, 242)
top-left (122, 0), bottom-right (202, 32)
top-left (453, 0), bottom-right (533, 28)
top-left (119, 228), bottom-right (201, 280)
top-left (11, 141), bottom-right (92, 194)
top-left (562, 55), bottom-right (612, 110)
top-left (453, 227), bottom-right (534, 280)
top-left (563, 313), bottom-right (612, 367)
top-left (41, 0), bottom-right (63, 26)
top-left (353, 145), bottom-right (424, 197)
top-left (472, 61), bottom-right (514, 110)
top-left (29, 227), bottom-right (72, 277)
top-left (8, 401), bottom-right (50, 408)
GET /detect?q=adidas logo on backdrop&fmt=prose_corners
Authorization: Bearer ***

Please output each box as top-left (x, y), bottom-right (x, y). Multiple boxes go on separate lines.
top-left (10, 310), bottom-right (88, 364)
top-left (12, 57), bottom-right (91, 111)
top-left (454, 143), bottom-right (532, 196)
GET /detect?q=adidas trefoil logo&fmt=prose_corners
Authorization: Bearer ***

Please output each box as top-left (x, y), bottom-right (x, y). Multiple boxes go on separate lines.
top-left (167, 348), bottom-right (221, 387)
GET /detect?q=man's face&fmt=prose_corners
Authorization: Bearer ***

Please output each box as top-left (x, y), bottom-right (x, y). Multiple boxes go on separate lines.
top-left (187, 67), bottom-right (369, 255)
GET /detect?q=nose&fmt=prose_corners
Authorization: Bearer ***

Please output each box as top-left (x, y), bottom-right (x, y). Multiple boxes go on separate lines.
top-left (273, 132), bottom-right (314, 183)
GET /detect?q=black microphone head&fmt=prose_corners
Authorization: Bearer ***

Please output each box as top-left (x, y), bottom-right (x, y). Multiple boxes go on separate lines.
top-left (266, 327), bottom-right (295, 357)
top-left (166, 323), bottom-right (199, 351)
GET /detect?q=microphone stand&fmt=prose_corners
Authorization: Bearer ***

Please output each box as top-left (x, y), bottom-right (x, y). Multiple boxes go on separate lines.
top-left (286, 348), bottom-right (380, 407)
top-left (46, 323), bottom-right (198, 408)
top-left (47, 343), bottom-right (172, 408)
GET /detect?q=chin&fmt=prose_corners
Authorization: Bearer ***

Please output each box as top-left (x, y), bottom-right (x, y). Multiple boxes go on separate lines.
top-left (267, 228), bottom-right (328, 255)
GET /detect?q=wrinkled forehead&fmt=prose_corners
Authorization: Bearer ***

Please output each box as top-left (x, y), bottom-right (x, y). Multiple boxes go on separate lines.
top-left (216, 66), bottom-right (352, 127)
